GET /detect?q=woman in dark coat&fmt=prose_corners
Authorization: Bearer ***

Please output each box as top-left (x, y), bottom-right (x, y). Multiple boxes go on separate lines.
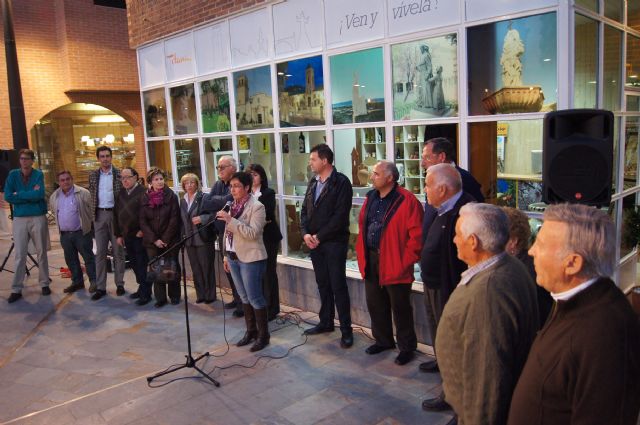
top-left (180, 173), bottom-right (216, 304)
top-left (246, 163), bottom-right (283, 321)
top-left (139, 167), bottom-right (181, 308)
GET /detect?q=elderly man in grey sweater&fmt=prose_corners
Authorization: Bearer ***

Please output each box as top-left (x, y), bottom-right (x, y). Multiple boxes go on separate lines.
top-left (435, 203), bottom-right (539, 425)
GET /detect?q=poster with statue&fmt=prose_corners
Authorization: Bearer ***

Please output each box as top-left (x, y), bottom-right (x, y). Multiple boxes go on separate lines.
top-left (391, 34), bottom-right (458, 120)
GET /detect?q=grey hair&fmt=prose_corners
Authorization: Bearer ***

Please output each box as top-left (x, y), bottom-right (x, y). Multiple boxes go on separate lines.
top-left (219, 155), bottom-right (237, 171)
top-left (459, 203), bottom-right (509, 254)
top-left (426, 163), bottom-right (462, 192)
top-left (377, 160), bottom-right (400, 182)
top-left (543, 203), bottom-right (615, 278)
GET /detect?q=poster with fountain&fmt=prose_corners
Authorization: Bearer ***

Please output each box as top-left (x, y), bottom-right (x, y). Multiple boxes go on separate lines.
top-left (391, 34), bottom-right (458, 120)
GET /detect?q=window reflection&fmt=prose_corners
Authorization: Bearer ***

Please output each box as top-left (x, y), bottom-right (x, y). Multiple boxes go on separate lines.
top-left (175, 138), bottom-right (202, 183)
top-left (203, 137), bottom-right (233, 188)
top-left (147, 139), bottom-right (173, 187)
top-left (603, 26), bottom-right (622, 112)
top-left (237, 133), bottom-right (276, 187)
top-left (281, 130), bottom-right (325, 196)
top-left (333, 127), bottom-right (386, 198)
top-left (574, 14), bottom-right (598, 109)
top-left (170, 84), bottom-right (198, 135)
top-left (143, 88), bottom-right (168, 137)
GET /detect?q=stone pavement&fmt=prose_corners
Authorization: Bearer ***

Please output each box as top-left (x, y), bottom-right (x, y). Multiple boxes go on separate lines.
top-left (0, 227), bottom-right (453, 425)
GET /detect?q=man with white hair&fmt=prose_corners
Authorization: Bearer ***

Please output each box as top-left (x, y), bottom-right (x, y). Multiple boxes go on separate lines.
top-left (436, 203), bottom-right (539, 425)
top-left (420, 163), bottom-right (476, 412)
top-left (508, 203), bottom-right (640, 425)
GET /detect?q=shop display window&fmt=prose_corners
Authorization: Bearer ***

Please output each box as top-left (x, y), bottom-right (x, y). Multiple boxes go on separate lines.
top-left (625, 114), bottom-right (639, 189)
top-left (203, 137), bottom-right (233, 188)
top-left (630, 1), bottom-right (640, 32)
top-left (604, 0), bottom-right (623, 22)
top-left (169, 84), bottom-right (198, 135)
top-left (604, 26), bottom-right (622, 112)
top-left (237, 133), bottom-right (277, 187)
top-left (281, 130), bottom-right (326, 196)
top-left (143, 88), bottom-right (168, 137)
top-left (277, 55), bottom-right (325, 127)
top-left (621, 193), bottom-right (640, 258)
top-left (147, 139), bottom-right (173, 187)
top-left (199, 77), bottom-right (231, 133)
top-left (391, 34), bottom-right (458, 120)
top-left (330, 47), bottom-right (385, 124)
top-left (575, 0), bottom-right (597, 12)
top-left (233, 65), bottom-right (274, 130)
top-left (574, 14), bottom-right (598, 109)
top-left (626, 35), bottom-right (640, 88)
top-left (333, 127), bottom-right (386, 198)
top-left (467, 13), bottom-right (557, 116)
top-left (175, 138), bottom-right (202, 183)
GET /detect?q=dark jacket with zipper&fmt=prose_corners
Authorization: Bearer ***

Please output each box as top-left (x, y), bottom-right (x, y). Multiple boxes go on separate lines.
top-left (257, 187), bottom-right (283, 244)
top-left (139, 186), bottom-right (180, 248)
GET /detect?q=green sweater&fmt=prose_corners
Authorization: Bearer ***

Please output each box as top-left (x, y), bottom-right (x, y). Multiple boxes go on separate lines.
top-left (3, 168), bottom-right (47, 217)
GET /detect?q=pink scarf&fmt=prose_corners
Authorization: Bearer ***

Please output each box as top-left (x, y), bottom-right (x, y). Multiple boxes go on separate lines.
top-left (148, 188), bottom-right (164, 209)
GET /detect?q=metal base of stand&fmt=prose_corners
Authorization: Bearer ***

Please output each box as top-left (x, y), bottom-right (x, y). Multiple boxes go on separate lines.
top-left (0, 240), bottom-right (39, 275)
top-left (146, 352), bottom-right (220, 386)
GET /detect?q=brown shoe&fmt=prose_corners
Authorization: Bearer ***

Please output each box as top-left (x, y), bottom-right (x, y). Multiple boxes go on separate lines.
top-left (250, 308), bottom-right (270, 352)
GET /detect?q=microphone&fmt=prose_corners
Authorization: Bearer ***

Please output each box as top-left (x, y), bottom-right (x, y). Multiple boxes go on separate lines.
top-left (221, 201), bottom-right (232, 213)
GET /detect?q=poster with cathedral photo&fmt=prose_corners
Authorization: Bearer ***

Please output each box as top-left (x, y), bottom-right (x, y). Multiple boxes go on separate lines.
top-left (391, 34), bottom-right (458, 120)
top-left (233, 65), bottom-right (274, 130)
top-left (330, 47), bottom-right (385, 125)
top-left (277, 55), bottom-right (325, 127)
top-left (200, 77), bottom-right (231, 133)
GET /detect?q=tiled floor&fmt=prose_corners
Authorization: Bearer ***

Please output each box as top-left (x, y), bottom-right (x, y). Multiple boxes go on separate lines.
top-left (0, 228), bottom-right (453, 425)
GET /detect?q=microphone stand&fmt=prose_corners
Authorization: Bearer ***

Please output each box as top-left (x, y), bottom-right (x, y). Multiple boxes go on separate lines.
top-left (146, 215), bottom-right (220, 387)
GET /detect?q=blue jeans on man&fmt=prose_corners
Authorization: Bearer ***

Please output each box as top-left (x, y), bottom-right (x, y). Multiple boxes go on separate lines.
top-left (60, 230), bottom-right (96, 287)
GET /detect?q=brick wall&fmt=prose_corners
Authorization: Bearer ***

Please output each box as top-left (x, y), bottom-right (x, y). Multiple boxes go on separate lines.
top-left (126, 0), bottom-right (273, 48)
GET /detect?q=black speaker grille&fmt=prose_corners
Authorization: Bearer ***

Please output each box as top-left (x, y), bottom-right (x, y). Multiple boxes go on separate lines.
top-left (548, 145), bottom-right (609, 202)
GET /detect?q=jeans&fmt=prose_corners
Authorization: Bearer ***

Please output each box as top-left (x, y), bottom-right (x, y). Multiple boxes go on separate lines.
top-left (124, 236), bottom-right (149, 297)
top-left (60, 230), bottom-right (96, 286)
top-left (227, 257), bottom-right (267, 309)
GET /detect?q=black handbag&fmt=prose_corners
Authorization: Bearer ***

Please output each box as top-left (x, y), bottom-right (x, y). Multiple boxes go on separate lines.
top-left (148, 256), bottom-right (179, 284)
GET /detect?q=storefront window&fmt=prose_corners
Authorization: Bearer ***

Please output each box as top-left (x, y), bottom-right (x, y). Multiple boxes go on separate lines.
top-left (333, 127), bottom-right (386, 198)
top-left (467, 13), bottom-right (557, 116)
top-left (628, 95), bottom-right (640, 112)
top-left (330, 47), bottom-right (385, 124)
top-left (626, 35), bottom-right (640, 88)
top-left (277, 55), bottom-right (325, 127)
top-left (621, 193), bottom-right (639, 258)
top-left (604, 0), bottom-right (623, 23)
top-left (281, 130), bottom-right (326, 196)
top-left (233, 65), bottom-right (274, 130)
top-left (237, 133), bottom-right (276, 186)
top-left (170, 84), bottom-right (198, 135)
top-left (199, 77), bottom-right (231, 133)
top-left (630, 1), bottom-right (640, 32)
top-left (575, 0), bottom-right (597, 12)
top-left (391, 34), bottom-right (458, 120)
top-left (203, 136), bottom-right (233, 188)
top-left (603, 25), bottom-right (622, 112)
top-left (175, 138), bottom-right (201, 183)
top-left (625, 115), bottom-right (639, 189)
top-left (147, 139), bottom-right (173, 187)
top-left (574, 14), bottom-right (598, 109)
top-left (143, 88), bottom-right (168, 137)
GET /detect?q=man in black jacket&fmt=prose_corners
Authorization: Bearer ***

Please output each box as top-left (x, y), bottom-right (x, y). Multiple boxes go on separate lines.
top-left (301, 144), bottom-right (354, 348)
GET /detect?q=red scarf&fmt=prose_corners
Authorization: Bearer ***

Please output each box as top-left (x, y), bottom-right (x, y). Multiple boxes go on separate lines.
top-left (148, 188), bottom-right (164, 209)
top-left (225, 194), bottom-right (251, 250)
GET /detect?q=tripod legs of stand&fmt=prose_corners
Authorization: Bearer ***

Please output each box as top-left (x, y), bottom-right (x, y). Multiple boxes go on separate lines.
top-left (146, 351), bottom-right (219, 386)
top-left (0, 241), bottom-right (37, 276)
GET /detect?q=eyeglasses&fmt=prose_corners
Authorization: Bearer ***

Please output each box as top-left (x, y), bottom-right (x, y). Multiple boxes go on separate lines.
top-left (229, 184), bottom-right (245, 189)
top-left (19, 157), bottom-right (33, 161)
top-left (216, 164), bottom-right (231, 170)
top-left (120, 175), bottom-right (135, 180)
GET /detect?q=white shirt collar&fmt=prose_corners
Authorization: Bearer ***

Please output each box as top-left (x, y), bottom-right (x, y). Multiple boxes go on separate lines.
top-left (551, 277), bottom-right (599, 302)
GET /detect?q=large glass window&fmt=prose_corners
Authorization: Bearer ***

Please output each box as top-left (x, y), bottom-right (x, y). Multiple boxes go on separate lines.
top-left (603, 26), bottom-right (622, 112)
top-left (143, 88), bottom-right (168, 137)
top-left (277, 55), bottom-right (325, 127)
top-left (175, 138), bottom-right (201, 183)
top-left (467, 13), bottom-right (557, 116)
top-left (170, 84), bottom-right (198, 135)
top-left (621, 193), bottom-right (639, 258)
top-left (391, 34), bottom-right (458, 120)
top-left (147, 139), bottom-right (173, 187)
top-left (233, 66), bottom-right (274, 130)
top-left (237, 133), bottom-right (276, 185)
top-left (199, 77), bottom-right (231, 133)
top-left (333, 127), bottom-right (386, 198)
top-left (281, 130), bottom-right (326, 196)
top-left (203, 136), bottom-right (233, 188)
top-left (604, 0), bottom-right (623, 23)
top-left (624, 114), bottom-right (639, 189)
top-left (330, 48), bottom-right (385, 124)
top-left (575, 0), bottom-right (597, 12)
top-left (627, 35), bottom-right (640, 89)
top-left (630, 1), bottom-right (640, 32)
top-left (574, 14), bottom-right (598, 109)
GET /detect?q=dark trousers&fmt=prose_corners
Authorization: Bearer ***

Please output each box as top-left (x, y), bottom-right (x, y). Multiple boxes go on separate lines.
top-left (310, 241), bottom-right (352, 334)
top-left (60, 230), bottom-right (96, 286)
top-left (124, 236), bottom-right (150, 298)
top-left (186, 243), bottom-right (216, 302)
top-left (364, 250), bottom-right (417, 351)
top-left (263, 239), bottom-right (280, 318)
top-left (145, 246), bottom-right (181, 303)
top-left (424, 287), bottom-right (445, 352)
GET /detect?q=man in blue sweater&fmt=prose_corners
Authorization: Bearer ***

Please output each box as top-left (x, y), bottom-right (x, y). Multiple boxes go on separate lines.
top-left (3, 149), bottom-right (51, 303)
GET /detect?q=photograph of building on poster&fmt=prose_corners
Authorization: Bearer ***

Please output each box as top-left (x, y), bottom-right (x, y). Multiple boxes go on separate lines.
top-left (391, 34), bottom-right (458, 120)
top-left (277, 55), bottom-right (325, 127)
top-left (143, 88), bottom-right (168, 137)
top-left (330, 47), bottom-right (385, 124)
top-left (233, 65), bottom-right (274, 130)
top-left (200, 77), bottom-right (231, 133)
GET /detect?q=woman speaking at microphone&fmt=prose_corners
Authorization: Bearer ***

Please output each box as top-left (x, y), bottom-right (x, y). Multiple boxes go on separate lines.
top-left (216, 171), bottom-right (270, 352)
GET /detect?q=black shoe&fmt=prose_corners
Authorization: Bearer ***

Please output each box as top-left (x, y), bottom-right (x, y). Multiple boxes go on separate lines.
top-left (116, 286), bottom-right (125, 296)
top-left (42, 286), bottom-right (51, 296)
top-left (154, 300), bottom-right (167, 308)
top-left (444, 416), bottom-right (458, 425)
top-left (303, 324), bottom-right (335, 335)
top-left (129, 291), bottom-right (140, 299)
top-left (340, 332), bottom-right (354, 349)
top-left (63, 283), bottom-right (84, 293)
top-left (365, 343), bottom-right (394, 355)
top-left (224, 300), bottom-right (238, 309)
top-left (419, 359), bottom-right (439, 373)
top-left (232, 309), bottom-right (244, 318)
top-left (204, 299), bottom-right (215, 304)
top-left (195, 298), bottom-right (205, 304)
top-left (422, 393), bottom-right (452, 412)
top-left (91, 290), bottom-right (107, 301)
top-left (236, 331), bottom-right (257, 347)
top-left (268, 313), bottom-right (278, 322)
top-left (136, 297), bottom-right (151, 306)
top-left (8, 293), bottom-right (22, 303)
top-left (170, 298), bottom-right (180, 305)
top-left (395, 350), bottom-right (415, 365)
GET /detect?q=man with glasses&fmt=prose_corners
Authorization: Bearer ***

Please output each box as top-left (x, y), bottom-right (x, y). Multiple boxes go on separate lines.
top-left (202, 155), bottom-right (244, 317)
top-left (88, 146), bottom-right (124, 301)
top-left (3, 149), bottom-right (51, 303)
top-left (49, 171), bottom-right (96, 295)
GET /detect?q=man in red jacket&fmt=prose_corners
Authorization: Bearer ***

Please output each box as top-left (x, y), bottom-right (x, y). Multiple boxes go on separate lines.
top-left (356, 160), bottom-right (423, 365)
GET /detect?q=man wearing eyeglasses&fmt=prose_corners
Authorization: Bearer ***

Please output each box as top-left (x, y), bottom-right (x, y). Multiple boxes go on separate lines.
top-left (201, 155), bottom-right (244, 317)
top-left (3, 149), bottom-right (51, 303)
